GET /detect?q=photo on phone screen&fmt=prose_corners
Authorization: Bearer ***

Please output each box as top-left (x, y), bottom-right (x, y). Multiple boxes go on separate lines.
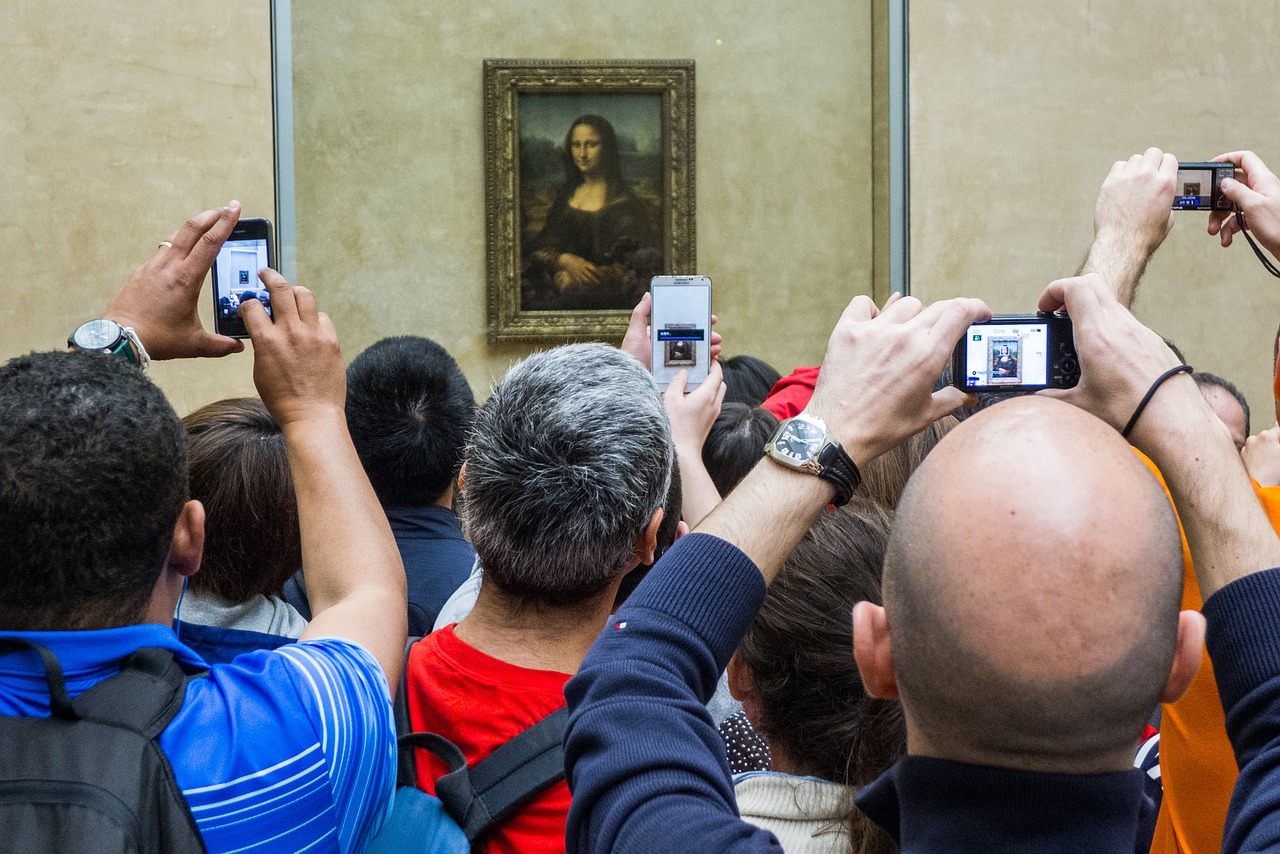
top-left (952, 314), bottom-right (1078, 392)
top-left (212, 218), bottom-right (274, 338)
top-left (650, 275), bottom-right (712, 390)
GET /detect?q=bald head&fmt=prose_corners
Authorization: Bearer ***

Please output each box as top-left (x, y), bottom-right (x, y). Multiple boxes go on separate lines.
top-left (882, 396), bottom-right (1184, 772)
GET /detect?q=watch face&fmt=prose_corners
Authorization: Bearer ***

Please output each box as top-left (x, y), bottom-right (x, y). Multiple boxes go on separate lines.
top-left (73, 319), bottom-right (122, 350)
top-left (773, 418), bottom-right (826, 463)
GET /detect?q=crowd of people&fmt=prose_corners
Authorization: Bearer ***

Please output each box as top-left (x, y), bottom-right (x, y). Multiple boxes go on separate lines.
top-left (3, 147), bottom-right (1280, 854)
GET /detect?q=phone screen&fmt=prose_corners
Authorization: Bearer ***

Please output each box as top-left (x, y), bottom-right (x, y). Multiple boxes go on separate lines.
top-left (212, 223), bottom-right (273, 338)
top-left (960, 322), bottom-right (1051, 388)
top-left (650, 276), bottom-right (712, 390)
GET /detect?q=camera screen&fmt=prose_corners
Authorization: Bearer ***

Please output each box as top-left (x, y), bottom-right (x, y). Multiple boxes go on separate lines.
top-left (213, 238), bottom-right (272, 320)
top-left (650, 280), bottom-right (711, 388)
top-left (961, 322), bottom-right (1049, 388)
top-left (1174, 166), bottom-right (1217, 210)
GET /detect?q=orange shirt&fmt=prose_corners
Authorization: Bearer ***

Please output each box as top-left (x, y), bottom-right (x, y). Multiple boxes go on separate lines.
top-left (406, 625), bottom-right (571, 854)
top-left (1141, 451), bottom-right (1280, 854)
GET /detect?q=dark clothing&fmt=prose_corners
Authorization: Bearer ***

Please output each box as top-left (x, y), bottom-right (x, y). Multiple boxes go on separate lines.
top-left (1203, 567), bottom-right (1280, 852)
top-left (855, 757), bottom-right (1145, 853)
top-left (522, 190), bottom-right (660, 312)
top-left (285, 504), bottom-right (475, 637)
top-left (175, 620), bottom-right (295, 666)
top-left (563, 531), bottom-right (1193, 854)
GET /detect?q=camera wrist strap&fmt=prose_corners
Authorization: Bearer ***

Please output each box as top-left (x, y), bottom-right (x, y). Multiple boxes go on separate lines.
top-left (1236, 211), bottom-right (1280, 278)
top-left (1121, 364), bottom-right (1194, 440)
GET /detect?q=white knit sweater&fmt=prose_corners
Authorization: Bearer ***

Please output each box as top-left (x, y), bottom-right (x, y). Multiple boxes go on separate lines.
top-left (734, 771), bottom-right (854, 853)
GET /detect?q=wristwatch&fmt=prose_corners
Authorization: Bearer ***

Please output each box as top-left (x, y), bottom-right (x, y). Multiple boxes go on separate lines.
top-left (68, 319), bottom-right (150, 370)
top-left (764, 414), bottom-right (861, 506)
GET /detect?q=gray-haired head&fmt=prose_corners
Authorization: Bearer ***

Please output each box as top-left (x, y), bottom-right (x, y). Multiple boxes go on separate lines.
top-left (463, 343), bottom-right (673, 606)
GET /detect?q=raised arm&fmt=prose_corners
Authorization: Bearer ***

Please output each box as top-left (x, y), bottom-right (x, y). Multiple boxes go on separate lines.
top-left (105, 202), bottom-right (246, 360)
top-left (564, 292), bottom-right (988, 854)
top-left (698, 294), bottom-right (989, 581)
top-left (1077, 148), bottom-right (1177, 308)
top-left (1037, 272), bottom-right (1280, 598)
top-left (241, 272), bottom-right (407, 689)
top-left (663, 362), bottom-right (727, 527)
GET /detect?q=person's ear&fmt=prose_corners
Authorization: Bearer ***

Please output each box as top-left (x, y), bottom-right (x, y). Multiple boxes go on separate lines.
top-left (632, 508), bottom-right (663, 566)
top-left (673, 520), bottom-right (690, 542)
top-left (1159, 609), bottom-right (1206, 704)
top-left (727, 651), bottom-right (765, 729)
top-left (853, 601), bottom-right (899, 699)
top-left (457, 462), bottom-right (466, 493)
top-left (166, 500), bottom-right (204, 579)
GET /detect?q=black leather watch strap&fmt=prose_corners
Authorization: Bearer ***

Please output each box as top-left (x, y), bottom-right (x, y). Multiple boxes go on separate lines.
top-left (816, 442), bottom-right (861, 507)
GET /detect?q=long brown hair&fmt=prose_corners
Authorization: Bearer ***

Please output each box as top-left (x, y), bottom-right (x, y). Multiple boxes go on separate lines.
top-left (737, 500), bottom-right (904, 853)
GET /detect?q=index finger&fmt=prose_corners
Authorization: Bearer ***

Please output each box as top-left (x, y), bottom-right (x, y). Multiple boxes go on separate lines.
top-left (258, 268), bottom-right (298, 325)
top-left (921, 297), bottom-right (992, 347)
top-left (1214, 151), bottom-right (1277, 183)
top-left (177, 202), bottom-right (241, 270)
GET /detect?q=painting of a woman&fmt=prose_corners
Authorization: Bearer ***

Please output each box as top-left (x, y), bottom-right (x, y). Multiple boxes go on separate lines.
top-left (522, 114), bottom-right (662, 311)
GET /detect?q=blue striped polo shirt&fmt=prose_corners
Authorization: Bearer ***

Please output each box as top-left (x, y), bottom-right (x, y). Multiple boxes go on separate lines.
top-left (0, 624), bottom-right (396, 853)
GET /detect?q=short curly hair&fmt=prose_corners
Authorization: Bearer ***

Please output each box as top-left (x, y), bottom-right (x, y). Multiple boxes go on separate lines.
top-left (0, 351), bottom-right (188, 630)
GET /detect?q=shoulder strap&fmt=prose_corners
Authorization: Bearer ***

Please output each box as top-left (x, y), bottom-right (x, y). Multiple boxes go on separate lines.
top-left (0, 637), bottom-right (77, 719)
top-left (394, 636), bottom-right (423, 787)
top-left (399, 706), bottom-right (568, 843)
top-left (71, 647), bottom-right (194, 739)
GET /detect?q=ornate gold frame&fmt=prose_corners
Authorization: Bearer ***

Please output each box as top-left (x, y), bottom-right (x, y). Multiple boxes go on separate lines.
top-left (484, 59), bottom-right (696, 343)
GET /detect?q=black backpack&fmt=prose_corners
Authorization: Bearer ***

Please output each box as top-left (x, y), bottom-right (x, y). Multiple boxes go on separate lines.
top-left (392, 637), bottom-right (568, 845)
top-left (0, 638), bottom-right (207, 853)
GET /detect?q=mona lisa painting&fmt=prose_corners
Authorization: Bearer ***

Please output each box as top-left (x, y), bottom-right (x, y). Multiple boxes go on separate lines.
top-left (484, 60), bottom-right (695, 343)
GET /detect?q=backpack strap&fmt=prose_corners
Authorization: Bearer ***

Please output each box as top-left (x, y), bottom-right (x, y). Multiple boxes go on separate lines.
top-left (70, 647), bottom-right (194, 739)
top-left (0, 637), bottom-right (77, 719)
top-left (399, 706), bottom-right (568, 843)
top-left (394, 636), bottom-right (423, 787)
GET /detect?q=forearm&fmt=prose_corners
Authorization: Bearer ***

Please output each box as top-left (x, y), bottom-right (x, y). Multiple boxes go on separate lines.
top-left (564, 534), bottom-right (781, 854)
top-left (695, 459), bottom-right (833, 585)
top-left (677, 448), bottom-right (722, 528)
top-left (1131, 380), bottom-right (1280, 597)
top-left (1079, 229), bottom-right (1154, 309)
top-left (286, 411), bottom-right (407, 671)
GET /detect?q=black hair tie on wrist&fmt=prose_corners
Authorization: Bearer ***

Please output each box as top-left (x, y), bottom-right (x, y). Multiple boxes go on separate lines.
top-left (1120, 364), bottom-right (1193, 439)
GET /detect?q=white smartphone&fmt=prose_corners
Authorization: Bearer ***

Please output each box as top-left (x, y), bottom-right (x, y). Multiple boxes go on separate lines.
top-left (650, 275), bottom-right (712, 391)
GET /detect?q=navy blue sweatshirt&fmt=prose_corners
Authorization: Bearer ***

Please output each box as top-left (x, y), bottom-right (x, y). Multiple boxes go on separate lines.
top-left (564, 532), bottom-right (1183, 853)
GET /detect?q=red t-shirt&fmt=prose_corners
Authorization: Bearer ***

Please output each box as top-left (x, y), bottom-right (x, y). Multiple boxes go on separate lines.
top-left (406, 625), bottom-right (571, 854)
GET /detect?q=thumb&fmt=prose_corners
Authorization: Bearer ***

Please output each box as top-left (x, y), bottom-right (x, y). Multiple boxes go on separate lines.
top-left (189, 333), bottom-right (246, 358)
top-left (1221, 177), bottom-right (1266, 212)
top-left (928, 386), bottom-right (976, 419)
top-left (664, 369), bottom-right (689, 401)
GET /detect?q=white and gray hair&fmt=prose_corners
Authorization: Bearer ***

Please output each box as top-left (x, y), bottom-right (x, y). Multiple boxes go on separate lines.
top-left (463, 343), bottom-right (673, 605)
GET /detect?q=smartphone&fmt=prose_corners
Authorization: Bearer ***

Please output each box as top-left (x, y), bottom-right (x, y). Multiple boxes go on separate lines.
top-left (1173, 162), bottom-right (1236, 211)
top-left (211, 217), bottom-right (274, 338)
top-left (650, 275), bottom-right (712, 391)
top-left (951, 313), bottom-right (1078, 392)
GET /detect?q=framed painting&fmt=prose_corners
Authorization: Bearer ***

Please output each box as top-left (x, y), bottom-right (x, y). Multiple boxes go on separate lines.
top-left (484, 59), bottom-right (695, 343)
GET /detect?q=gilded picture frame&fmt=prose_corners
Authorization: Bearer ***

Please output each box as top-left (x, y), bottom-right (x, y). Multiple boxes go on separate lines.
top-left (484, 59), bottom-right (696, 343)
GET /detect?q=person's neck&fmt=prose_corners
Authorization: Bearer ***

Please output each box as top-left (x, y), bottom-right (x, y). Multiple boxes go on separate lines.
top-left (454, 579), bottom-right (622, 674)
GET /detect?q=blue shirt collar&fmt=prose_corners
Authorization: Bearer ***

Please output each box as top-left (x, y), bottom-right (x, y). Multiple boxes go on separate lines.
top-left (0, 624), bottom-right (208, 694)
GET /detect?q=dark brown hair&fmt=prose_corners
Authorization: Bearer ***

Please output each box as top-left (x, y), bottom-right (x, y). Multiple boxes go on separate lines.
top-left (737, 500), bottom-right (904, 853)
top-left (183, 398), bottom-right (300, 601)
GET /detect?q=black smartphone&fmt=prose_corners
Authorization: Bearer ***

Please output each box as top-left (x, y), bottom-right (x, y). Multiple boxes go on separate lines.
top-left (951, 313), bottom-right (1078, 392)
top-left (1173, 162), bottom-right (1236, 211)
top-left (650, 275), bottom-right (712, 391)
top-left (211, 218), bottom-right (274, 338)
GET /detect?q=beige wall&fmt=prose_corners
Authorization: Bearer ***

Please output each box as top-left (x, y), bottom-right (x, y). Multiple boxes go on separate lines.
top-left (292, 0), bottom-right (876, 393)
top-left (2, 2), bottom-right (275, 415)
top-left (910, 1), bottom-right (1280, 424)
